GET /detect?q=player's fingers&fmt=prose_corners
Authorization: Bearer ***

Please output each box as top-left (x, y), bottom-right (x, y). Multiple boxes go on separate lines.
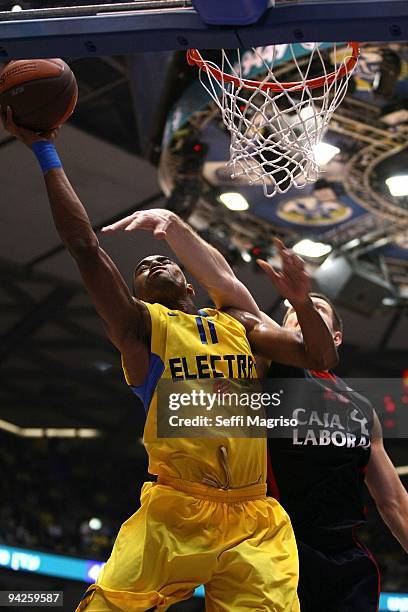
top-left (299, 269), bottom-right (312, 284)
top-left (6, 106), bottom-right (17, 128)
top-left (275, 238), bottom-right (293, 267)
top-left (0, 109), bottom-right (7, 131)
top-left (274, 237), bottom-right (294, 263)
top-left (2, 105), bottom-right (12, 128)
top-left (1, 106), bottom-right (19, 135)
top-left (281, 249), bottom-right (303, 275)
top-left (280, 249), bottom-right (295, 270)
top-left (273, 237), bottom-right (285, 252)
top-left (289, 252), bottom-right (305, 270)
top-left (280, 255), bottom-right (302, 287)
top-left (124, 217), bottom-right (152, 232)
top-left (101, 214), bottom-right (138, 232)
top-left (256, 258), bottom-right (282, 281)
top-left (42, 128), bottom-right (59, 141)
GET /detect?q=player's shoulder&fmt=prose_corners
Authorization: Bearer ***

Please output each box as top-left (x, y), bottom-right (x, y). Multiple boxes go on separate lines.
top-left (138, 300), bottom-right (171, 317)
top-left (140, 301), bottom-right (199, 324)
top-left (200, 306), bottom-right (235, 320)
top-left (204, 307), bottom-right (253, 335)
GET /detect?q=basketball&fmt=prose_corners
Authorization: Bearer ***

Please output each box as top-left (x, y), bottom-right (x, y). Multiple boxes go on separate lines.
top-left (0, 58), bottom-right (78, 132)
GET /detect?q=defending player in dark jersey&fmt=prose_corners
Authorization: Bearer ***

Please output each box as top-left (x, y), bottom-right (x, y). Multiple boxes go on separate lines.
top-left (264, 294), bottom-right (408, 612)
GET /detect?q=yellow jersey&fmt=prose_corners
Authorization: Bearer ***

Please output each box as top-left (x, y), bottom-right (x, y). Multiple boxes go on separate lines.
top-left (122, 302), bottom-right (266, 488)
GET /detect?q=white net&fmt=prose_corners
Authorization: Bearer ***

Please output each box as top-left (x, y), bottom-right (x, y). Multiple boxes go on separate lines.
top-left (190, 43), bottom-right (359, 197)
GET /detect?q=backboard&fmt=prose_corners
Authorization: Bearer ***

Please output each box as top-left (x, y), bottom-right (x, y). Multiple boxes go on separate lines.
top-left (0, 0), bottom-right (406, 59)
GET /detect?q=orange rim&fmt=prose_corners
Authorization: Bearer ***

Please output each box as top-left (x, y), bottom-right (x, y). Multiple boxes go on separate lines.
top-left (187, 43), bottom-right (360, 92)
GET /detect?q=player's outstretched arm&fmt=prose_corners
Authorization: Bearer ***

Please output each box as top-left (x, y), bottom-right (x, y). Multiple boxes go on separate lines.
top-left (230, 307), bottom-right (338, 370)
top-left (102, 209), bottom-right (261, 317)
top-left (230, 239), bottom-right (338, 369)
top-left (365, 413), bottom-right (408, 552)
top-left (1, 107), bottom-right (150, 384)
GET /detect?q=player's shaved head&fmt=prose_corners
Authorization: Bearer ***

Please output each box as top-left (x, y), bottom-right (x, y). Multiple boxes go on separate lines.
top-left (132, 255), bottom-right (195, 310)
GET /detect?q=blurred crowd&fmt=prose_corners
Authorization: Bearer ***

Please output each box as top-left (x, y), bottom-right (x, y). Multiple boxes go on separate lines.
top-left (0, 432), bottom-right (407, 592)
top-left (0, 432), bottom-right (147, 560)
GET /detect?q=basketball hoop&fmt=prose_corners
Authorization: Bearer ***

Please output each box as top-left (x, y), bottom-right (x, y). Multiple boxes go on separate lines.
top-left (187, 43), bottom-right (360, 197)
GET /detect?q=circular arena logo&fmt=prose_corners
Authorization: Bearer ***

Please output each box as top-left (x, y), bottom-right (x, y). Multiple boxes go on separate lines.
top-left (277, 196), bottom-right (353, 226)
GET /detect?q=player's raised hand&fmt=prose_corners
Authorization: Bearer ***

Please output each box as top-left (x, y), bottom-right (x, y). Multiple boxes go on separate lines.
top-left (101, 209), bottom-right (176, 240)
top-left (256, 238), bottom-right (311, 306)
top-left (0, 105), bottom-right (59, 146)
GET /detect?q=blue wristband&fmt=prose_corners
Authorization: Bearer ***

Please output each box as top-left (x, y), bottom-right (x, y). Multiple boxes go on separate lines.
top-left (31, 141), bottom-right (62, 174)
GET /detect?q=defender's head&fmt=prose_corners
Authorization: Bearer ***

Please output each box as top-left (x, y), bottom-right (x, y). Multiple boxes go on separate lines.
top-left (283, 292), bottom-right (343, 348)
top-left (132, 255), bottom-right (195, 306)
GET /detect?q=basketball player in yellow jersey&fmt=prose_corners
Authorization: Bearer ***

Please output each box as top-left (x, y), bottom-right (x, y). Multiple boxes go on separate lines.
top-left (3, 110), bottom-right (338, 611)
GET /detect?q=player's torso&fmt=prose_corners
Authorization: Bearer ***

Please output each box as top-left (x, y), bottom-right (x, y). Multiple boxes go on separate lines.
top-left (266, 363), bottom-right (373, 537)
top-left (163, 307), bottom-right (256, 380)
top-left (132, 304), bottom-right (266, 487)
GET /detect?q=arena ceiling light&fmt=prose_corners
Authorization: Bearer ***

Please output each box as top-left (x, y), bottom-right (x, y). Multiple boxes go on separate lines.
top-left (293, 239), bottom-right (333, 258)
top-left (241, 250), bottom-right (252, 263)
top-left (89, 518), bottom-right (102, 531)
top-left (382, 297), bottom-right (397, 307)
top-left (219, 192), bottom-right (249, 211)
top-left (312, 142), bottom-right (340, 166)
top-left (385, 175), bottom-right (408, 197)
top-left (0, 419), bottom-right (101, 438)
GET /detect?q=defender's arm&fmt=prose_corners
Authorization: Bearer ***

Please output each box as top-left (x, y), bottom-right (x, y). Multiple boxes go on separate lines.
top-left (365, 413), bottom-right (408, 552)
top-left (102, 209), bottom-right (261, 316)
top-left (229, 303), bottom-right (338, 370)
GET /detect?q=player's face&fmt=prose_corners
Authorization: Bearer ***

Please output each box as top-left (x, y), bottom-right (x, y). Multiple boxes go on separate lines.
top-left (133, 255), bottom-right (193, 302)
top-left (284, 297), bottom-right (335, 334)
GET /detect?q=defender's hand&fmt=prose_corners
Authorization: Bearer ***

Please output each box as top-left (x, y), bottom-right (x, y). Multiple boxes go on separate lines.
top-left (101, 209), bottom-right (177, 240)
top-left (0, 105), bottom-right (58, 147)
top-left (257, 238), bottom-right (311, 306)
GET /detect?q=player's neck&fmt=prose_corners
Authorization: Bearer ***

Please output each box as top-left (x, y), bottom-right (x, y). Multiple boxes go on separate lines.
top-left (166, 296), bottom-right (196, 314)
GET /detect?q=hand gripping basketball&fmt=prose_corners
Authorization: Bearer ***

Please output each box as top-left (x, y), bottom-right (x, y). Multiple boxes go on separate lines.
top-left (0, 59), bottom-right (77, 132)
top-left (1, 105), bottom-right (59, 146)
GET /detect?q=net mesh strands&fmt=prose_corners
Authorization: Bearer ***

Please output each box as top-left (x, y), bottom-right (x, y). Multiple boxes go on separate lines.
top-left (187, 43), bottom-right (359, 197)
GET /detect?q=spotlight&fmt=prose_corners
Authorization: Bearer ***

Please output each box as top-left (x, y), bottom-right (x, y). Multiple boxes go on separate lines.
top-left (88, 518), bottom-right (102, 531)
top-left (312, 142), bottom-right (340, 166)
top-left (93, 361), bottom-right (112, 372)
top-left (385, 175), bottom-right (408, 197)
top-left (219, 192), bottom-right (249, 211)
top-left (382, 297), bottom-right (397, 307)
top-left (241, 251), bottom-right (252, 263)
top-left (293, 239), bottom-right (332, 258)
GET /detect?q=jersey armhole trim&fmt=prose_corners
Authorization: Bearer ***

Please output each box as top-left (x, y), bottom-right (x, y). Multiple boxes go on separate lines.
top-left (129, 352), bottom-right (164, 413)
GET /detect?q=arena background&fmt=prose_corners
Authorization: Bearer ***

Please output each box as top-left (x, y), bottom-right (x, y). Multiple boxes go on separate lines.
top-left (0, 1), bottom-right (407, 610)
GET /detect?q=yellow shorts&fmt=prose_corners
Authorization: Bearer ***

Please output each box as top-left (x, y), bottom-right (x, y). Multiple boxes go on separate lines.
top-left (77, 476), bottom-right (299, 612)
